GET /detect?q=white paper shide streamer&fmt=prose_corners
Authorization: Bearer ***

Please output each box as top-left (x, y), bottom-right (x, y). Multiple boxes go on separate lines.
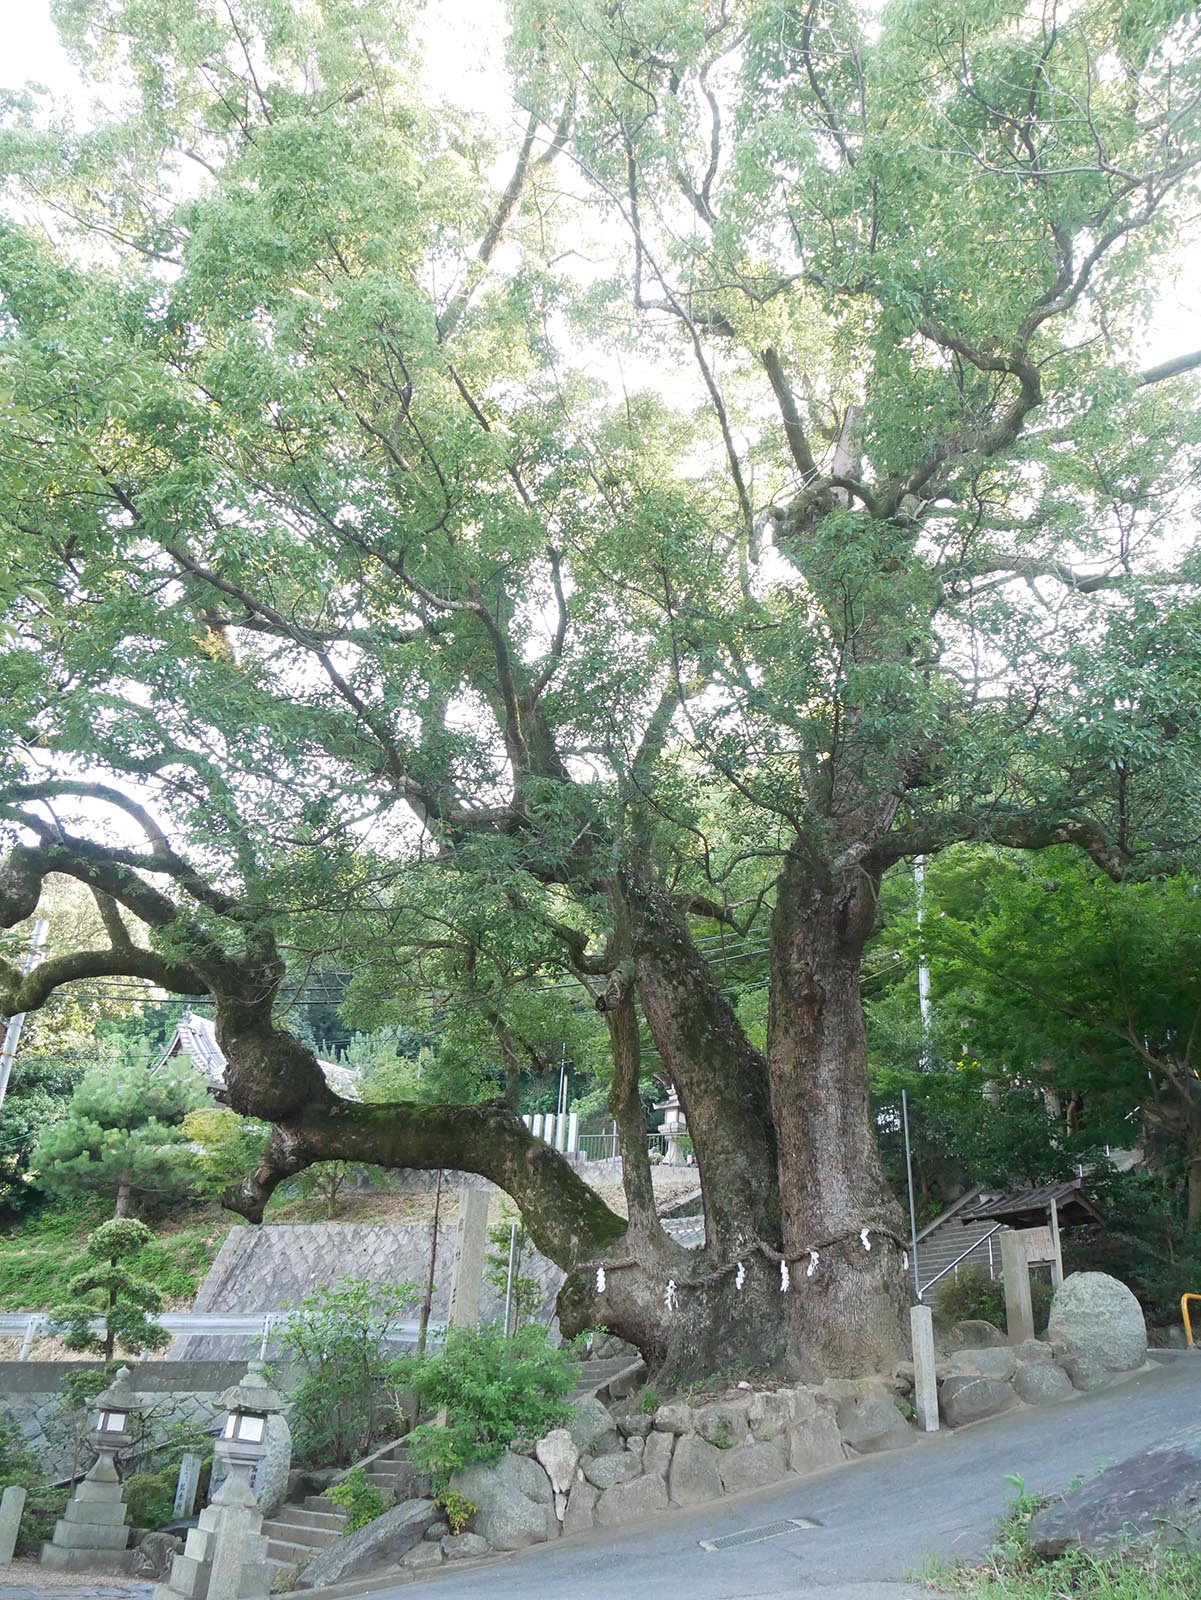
top-left (860, 1227), bottom-right (872, 1252)
top-left (780, 1259), bottom-right (790, 1292)
top-left (595, 1266), bottom-right (606, 1294)
top-left (664, 1278), bottom-right (679, 1312)
top-left (735, 1260), bottom-right (746, 1292)
top-left (807, 1249), bottom-right (819, 1278)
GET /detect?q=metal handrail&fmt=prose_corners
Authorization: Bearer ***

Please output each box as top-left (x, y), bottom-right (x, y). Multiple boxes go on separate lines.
top-left (918, 1223), bottom-right (1004, 1301)
top-left (1182, 1292), bottom-right (1201, 1348)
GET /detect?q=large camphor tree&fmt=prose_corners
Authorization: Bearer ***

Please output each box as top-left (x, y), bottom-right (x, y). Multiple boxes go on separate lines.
top-left (2, 0), bottom-right (1200, 1381)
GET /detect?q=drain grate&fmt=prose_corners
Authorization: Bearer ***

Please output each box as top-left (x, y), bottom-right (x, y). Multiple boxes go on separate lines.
top-left (699, 1517), bottom-right (819, 1551)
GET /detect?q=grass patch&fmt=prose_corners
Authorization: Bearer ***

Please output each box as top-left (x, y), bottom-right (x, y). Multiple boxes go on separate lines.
top-left (940, 1547), bottom-right (1201, 1598)
top-left (0, 1201), bottom-right (228, 1311)
top-left (932, 1477), bottom-right (1201, 1599)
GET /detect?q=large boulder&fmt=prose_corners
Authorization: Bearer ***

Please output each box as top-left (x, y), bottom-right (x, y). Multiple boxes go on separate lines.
top-left (787, 1410), bottom-right (845, 1476)
top-left (450, 1453), bottom-right (558, 1552)
top-left (668, 1434), bottom-right (723, 1506)
top-left (950, 1320), bottom-right (1007, 1349)
top-left (834, 1395), bottom-right (917, 1455)
top-left (641, 1430), bottom-right (675, 1479)
top-left (567, 1396), bottom-right (619, 1454)
top-left (1013, 1362), bottom-right (1074, 1406)
top-left (535, 1430), bottom-right (579, 1497)
top-left (694, 1400), bottom-right (751, 1449)
top-left (938, 1375), bottom-right (1016, 1428)
top-left (583, 1452), bottom-right (641, 1490)
top-left (297, 1498), bottom-right (437, 1588)
top-left (943, 1347), bottom-right (1017, 1383)
top-left (130, 1532), bottom-right (183, 1580)
top-left (1046, 1272), bottom-right (1147, 1374)
top-left (1028, 1433), bottom-right (1201, 1557)
top-left (715, 1437), bottom-right (789, 1494)
top-left (562, 1478), bottom-right (599, 1535)
top-left (595, 1473), bottom-right (669, 1528)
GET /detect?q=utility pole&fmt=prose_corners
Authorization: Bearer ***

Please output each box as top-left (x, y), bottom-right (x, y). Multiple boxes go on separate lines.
top-left (0, 919), bottom-right (50, 1117)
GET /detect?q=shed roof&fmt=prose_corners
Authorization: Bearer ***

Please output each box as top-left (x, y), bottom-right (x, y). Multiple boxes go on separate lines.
top-left (957, 1180), bottom-right (1103, 1229)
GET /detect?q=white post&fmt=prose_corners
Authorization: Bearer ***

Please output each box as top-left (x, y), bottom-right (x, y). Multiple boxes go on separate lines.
top-left (521, 1114), bottom-right (531, 1131)
top-left (554, 1112), bottom-right (568, 1152)
top-left (1049, 1197), bottom-right (1064, 1288)
top-left (0, 920), bottom-right (50, 1116)
top-left (531, 1113), bottom-right (543, 1140)
top-left (19, 1314), bottom-right (41, 1361)
top-left (567, 1111), bottom-right (579, 1155)
top-left (910, 1304), bottom-right (939, 1432)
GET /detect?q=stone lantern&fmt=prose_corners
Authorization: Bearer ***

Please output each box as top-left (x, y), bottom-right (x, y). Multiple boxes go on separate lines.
top-left (41, 1366), bottom-right (140, 1574)
top-left (153, 1361), bottom-right (284, 1600)
top-left (654, 1089), bottom-right (691, 1165)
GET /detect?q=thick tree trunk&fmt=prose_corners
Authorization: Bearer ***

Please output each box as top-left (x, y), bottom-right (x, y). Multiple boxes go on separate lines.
top-left (626, 885), bottom-right (780, 1252)
top-left (768, 850), bottom-right (906, 1376)
top-left (113, 1168), bottom-right (133, 1219)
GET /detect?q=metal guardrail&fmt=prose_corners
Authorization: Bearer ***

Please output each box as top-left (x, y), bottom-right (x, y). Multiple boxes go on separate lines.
top-left (1182, 1292), bottom-right (1201, 1348)
top-left (918, 1222), bottom-right (1003, 1302)
top-left (0, 1311), bottom-right (446, 1360)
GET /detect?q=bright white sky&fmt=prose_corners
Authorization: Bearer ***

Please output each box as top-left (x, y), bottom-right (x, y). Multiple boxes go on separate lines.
top-left (7, 0), bottom-right (1199, 370)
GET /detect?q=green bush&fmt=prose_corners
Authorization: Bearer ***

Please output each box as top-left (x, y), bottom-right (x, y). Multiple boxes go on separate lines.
top-left (123, 1470), bottom-right (177, 1531)
top-left (0, 1419), bottom-right (66, 1553)
top-left (328, 1466), bottom-right (388, 1532)
top-left (396, 1322), bottom-right (579, 1492)
top-left (935, 1267), bottom-right (1054, 1334)
top-left (276, 1276), bottom-right (420, 1467)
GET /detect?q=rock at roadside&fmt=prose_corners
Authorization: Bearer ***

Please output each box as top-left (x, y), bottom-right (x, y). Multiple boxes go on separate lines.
top-left (568, 1397), bottom-right (620, 1455)
top-left (584, 1452), bottom-right (641, 1490)
top-left (641, 1430), bottom-right (675, 1478)
top-left (535, 1429), bottom-right (579, 1496)
top-left (939, 1375), bottom-right (1016, 1428)
top-left (951, 1320), bottom-right (1006, 1349)
top-left (715, 1437), bottom-right (789, 1493)
top-left (130, 1532), bottom-right (183, 1580)
top-left (788, 1410), bottom-right (845, 1476)
top-left (1013, 1363), bottom-right (1074, 1406)
top-left (450, 1454), bottom-right (558, 1552)
top-left (835, 1395), bottom-right (917, 1455)
top-left (442, 1532), bottom-right (489, 1560)
top-left (400, 1541), bottom-right (444, 1570)
top-left (1028, 1433), bottom-right (1201, 1558)
top-left (944, 1347), bottom-right (1017, 1383)
top-left (1046, 1272), bottom-right (1147, 1374)
top-left (595, 1473), bottom-right (669, 1528)
top-left (1061, 1355), bottom-right (1115, 1392)
top-left (298, 1498), bottom-right (436, 1588)
top-left (562, 1478), bottom-right (600, 1535)
top-left (668, 1434), bottom-right (723, 1506)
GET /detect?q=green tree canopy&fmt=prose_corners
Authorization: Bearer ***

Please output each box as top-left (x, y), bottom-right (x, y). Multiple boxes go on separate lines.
top-left (33, 1058), bottom-right (207, 1217)
top-left (1, 0), bottom-right (1200, 1381)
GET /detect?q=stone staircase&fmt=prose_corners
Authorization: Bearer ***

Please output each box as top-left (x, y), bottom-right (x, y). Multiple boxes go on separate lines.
top-left (361, 1440), bottom-right (428, 1499)
top-left (262, 1494), bottom-right (348, 1570)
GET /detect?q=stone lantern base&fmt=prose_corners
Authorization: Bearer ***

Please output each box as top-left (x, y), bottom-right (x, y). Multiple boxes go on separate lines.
top-left (153, 1495), bottom-right (271, 1600)
top-left (40, 1456), bottom-right (133, 1574)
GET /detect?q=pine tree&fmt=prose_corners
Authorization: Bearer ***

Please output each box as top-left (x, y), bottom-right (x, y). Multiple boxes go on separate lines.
top-left (49, 1219), bottom-right (170, 1363)
top-left (32, 1058), bottom-right (206, 1218)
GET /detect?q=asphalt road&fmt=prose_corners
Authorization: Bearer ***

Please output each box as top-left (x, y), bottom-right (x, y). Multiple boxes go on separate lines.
top-left (356, 1353), bottom-right (1200, 1600)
